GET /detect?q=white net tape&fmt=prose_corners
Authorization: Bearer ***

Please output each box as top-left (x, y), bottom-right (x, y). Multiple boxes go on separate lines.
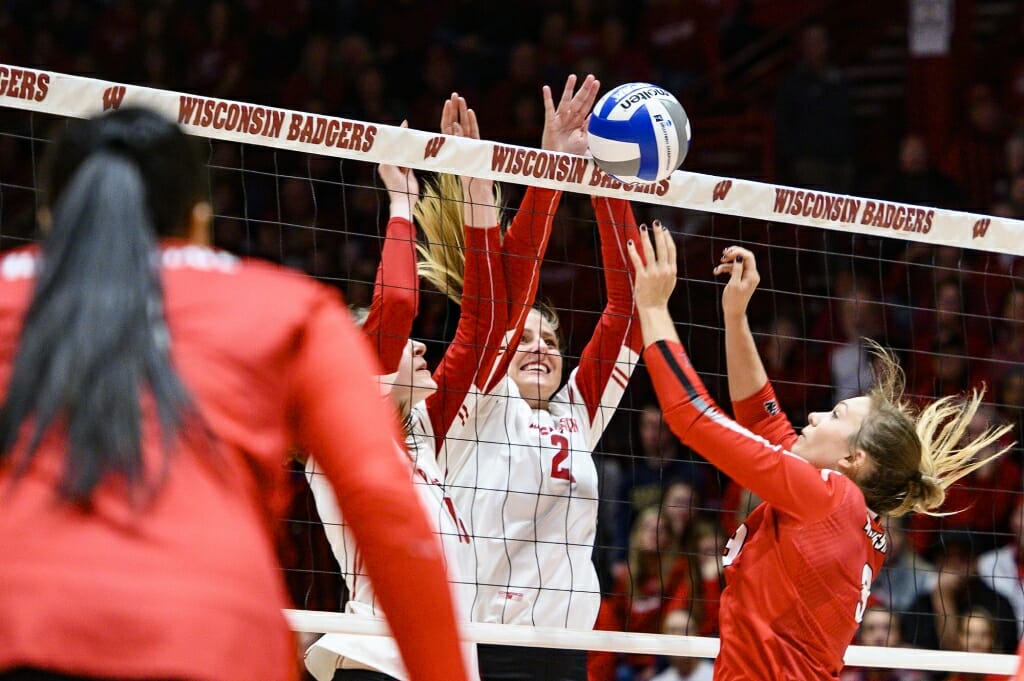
top-left (285, 610), bottom-right (1018, 675)
top-left (2, 64), bottom-right (1023, 256)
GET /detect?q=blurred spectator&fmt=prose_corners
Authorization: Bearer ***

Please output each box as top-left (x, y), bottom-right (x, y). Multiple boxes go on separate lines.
top-left (992, 132), bottom-right (1024, 206)
top-left (909, 335), bottom-right (982, 401)
top-left (481, 41), bottom-right (542, 139)
top-left (994, 367), bottom-right (1024, 448)
top-left (828, 289), bottom-right (884, 403)
top-left (592, 17), bottom-right (654, 87)
top-left (840, 604), bottom-right (927, 681)
top-left (589, 507), bottom-right (690, 681)
top-left (900, 532), bottom-right (1018, 654)
top-left (977, 500), bottom-right (1024, 638)
top-left (280, 34), bottom-right (344, 113)
top-left (186, 1), bottom-right (247, 99)
top-left (908, 405), bottom-right (1020, 556)
top-left (757, 311), bottom-right (829, 425)
top-left (989, 288), bottom-right (1024, 385)
top-left (774, 23), bottom-right (855, 192)
top-left (650, 609), bottom-right (715, 681)
top-left (638, 0), bottom-right (723, 96)
top-left (871, 518), bottom-right (936, 614)
top-left (881, 133), bottom-right (965, 210)
top-left (940, 83), bottom-right (1010, 211)
top-left (617, 405), bottom-right (707, 565)
top-left (942, 607), bottom-right (1013, 681)
top-left (660, 479), bottom-right (700, 555)
top-left (678, 518), bottom-right (724, 638)
top-left (910, 278), bottom-right (987, 361)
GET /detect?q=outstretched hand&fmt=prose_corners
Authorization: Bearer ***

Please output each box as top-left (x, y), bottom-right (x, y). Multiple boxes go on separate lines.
top-left (542, 74), bottom-right (600, 155)
top-left (714, 246), bottom-right (760, 322)
top-left (626, 220), bottom-right (677, 311)
top-left (378, 121), bottom-right (419, 218)
top-left (439, 92), bottom-right (494, 217)
top-left (440, 92), bottom-right (481, 139)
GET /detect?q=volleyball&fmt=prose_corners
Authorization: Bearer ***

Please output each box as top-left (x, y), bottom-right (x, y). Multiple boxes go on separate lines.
top-left (587, 82), bottom-right (691, 184)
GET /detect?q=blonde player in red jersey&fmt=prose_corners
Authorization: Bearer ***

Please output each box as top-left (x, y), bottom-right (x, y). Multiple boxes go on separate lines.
top-left (0, 108), bottom-right (469, 681)
top-left (626, 225), bottom-right (1011, 681)
top-left (304, 156), bottom-right (501, 681)
top-left (420, 79), bottom-right (643, 681)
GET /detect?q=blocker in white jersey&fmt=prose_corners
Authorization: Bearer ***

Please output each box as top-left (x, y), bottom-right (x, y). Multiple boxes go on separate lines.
top-left (305, 419), bottom-right (478, 681)
top-left (303, 161), bottom-right (501, 681)
top-left (440, 196), bottom-right (643, 630)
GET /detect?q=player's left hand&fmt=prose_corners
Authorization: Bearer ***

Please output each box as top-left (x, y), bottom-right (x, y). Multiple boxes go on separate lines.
top-left (542, 74), bottom-right (600, 155)
top-left (715, 245), bottom-right (760, 322)
top-left (627, 220), bottom-right (676, 310)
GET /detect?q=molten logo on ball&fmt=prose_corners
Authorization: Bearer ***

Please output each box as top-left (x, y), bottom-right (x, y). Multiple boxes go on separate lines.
top-left (587, 82), bottom-right (691, 184)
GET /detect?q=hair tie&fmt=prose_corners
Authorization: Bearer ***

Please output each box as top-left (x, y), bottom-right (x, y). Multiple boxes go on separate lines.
top-left (910, 470), bottom-right (923, 483)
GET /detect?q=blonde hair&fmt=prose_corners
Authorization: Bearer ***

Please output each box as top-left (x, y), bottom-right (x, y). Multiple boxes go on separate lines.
top-left (627, 506), bottom-right (671, 595)
top-left (852, 340), bottom-right (1013, 517)
top-left (414, 173), bottom-right (501, 304)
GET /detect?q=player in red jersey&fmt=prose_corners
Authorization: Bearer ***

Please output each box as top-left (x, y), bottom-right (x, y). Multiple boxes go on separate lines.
top-left (0, 108), bottom-right (469, 681)
top-left (625, 225), bottom-right (1010, 681)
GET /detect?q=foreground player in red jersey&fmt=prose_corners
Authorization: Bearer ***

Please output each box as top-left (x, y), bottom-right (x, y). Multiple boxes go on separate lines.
top-left (0, 108), bottom-right (469, 681)
top-left (626, 225), bottom-right (1010, 681)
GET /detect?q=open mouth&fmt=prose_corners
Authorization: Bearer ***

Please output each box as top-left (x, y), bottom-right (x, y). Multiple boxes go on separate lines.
top-left (521, 360), bottom-right (551, 375)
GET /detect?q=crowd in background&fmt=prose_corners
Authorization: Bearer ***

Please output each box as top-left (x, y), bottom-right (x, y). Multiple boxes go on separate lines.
top-left (3, 1), bottom-right (1024, 679)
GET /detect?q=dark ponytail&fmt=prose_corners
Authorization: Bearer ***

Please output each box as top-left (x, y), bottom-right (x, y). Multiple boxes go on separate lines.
top-left (0, 108), bottom-right (205, 505)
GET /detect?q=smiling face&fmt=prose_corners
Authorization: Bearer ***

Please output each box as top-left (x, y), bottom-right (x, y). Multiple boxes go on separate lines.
top-left (791, 396), bottom-right (872, 475)
top-left (389, 339), bottom-right (437, 412)
top-left (508, 308), bottom-right (563, 410)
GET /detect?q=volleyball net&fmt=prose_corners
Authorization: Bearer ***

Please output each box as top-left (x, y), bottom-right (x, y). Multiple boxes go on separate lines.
top-left (1, 65), bottom-right (1022, 677)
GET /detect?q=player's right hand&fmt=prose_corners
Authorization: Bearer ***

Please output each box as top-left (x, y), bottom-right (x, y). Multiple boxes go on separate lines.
top-left (378, 121), bottom-right (419, 210)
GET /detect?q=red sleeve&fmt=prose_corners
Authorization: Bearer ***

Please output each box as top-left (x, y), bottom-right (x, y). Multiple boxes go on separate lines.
top-left (731, 381), bottom-right (799, 450)
top-left (361, 217), bottom-right (418, 375)
top-left (290, 288), bottom-right (468, 681)
top-left (643, 339), bottom-right (848, 524)
top-left (587, 590), bottom-right (626, 681)
top-left (485, 186), bottom-right (561, 392)
top-left (426, 224), bottom-right (506, 447)
top-left (574, 197), bottom-right (643, 417)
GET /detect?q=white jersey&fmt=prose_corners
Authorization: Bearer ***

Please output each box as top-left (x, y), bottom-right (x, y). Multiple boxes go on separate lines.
top-left (305, 404), bottom-right (479, 681)
top-left (440, 342), bottom-right (639, 629)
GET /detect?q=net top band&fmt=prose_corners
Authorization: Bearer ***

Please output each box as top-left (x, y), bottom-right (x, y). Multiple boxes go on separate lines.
top-left (3, 63), bottom-right (1022, 256)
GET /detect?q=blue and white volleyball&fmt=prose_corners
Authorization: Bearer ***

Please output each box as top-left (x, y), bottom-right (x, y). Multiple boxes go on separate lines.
top-left (587, 83), bottom-right (691, 184)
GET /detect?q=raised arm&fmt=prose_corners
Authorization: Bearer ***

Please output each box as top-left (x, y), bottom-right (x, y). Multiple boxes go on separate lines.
top-left (361, 157), bottom-right (420, 376)
top-left (715, 245), bottom-right (798, 444)
top-left (573, 197), bottom-right (643, 422)
top-left (629, 226), bottom-right (844, 523)
top-left (425, 163), bottom-right (507, 446)
top-left (500, 75), bottom-right (600, 334)
top-left (290, 288), bottom-right (468, 681)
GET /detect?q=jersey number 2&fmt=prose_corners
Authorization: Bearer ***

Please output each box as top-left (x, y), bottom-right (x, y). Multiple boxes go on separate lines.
top-left (549, 434), bottom-right (576, 483)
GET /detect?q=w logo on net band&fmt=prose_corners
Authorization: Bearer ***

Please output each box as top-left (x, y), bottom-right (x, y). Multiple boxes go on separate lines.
top-left (712, 180), bottom-right (733, 202)
top-left (102, 86), bottom-right (126, 111)
top-left (424, 136), bottom-right (446, 160)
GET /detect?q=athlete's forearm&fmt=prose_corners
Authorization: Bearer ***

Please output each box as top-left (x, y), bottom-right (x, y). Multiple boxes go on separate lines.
top-left (724, 311), bottom-right (769, 403)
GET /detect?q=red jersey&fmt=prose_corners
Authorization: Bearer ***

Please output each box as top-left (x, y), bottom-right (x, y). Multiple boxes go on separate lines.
top-left (644, 340), bottom-right (888, 681)
top-left (0, 242), bottom-right (468, 681)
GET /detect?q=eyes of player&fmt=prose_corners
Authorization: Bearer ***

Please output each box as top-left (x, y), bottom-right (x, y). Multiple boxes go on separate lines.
top-left (518, 330), bottom-right (559, 350)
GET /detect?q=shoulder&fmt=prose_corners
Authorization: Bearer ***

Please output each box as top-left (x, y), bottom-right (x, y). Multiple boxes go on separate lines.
top-left (165, 246), bottom-right (344, 319)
